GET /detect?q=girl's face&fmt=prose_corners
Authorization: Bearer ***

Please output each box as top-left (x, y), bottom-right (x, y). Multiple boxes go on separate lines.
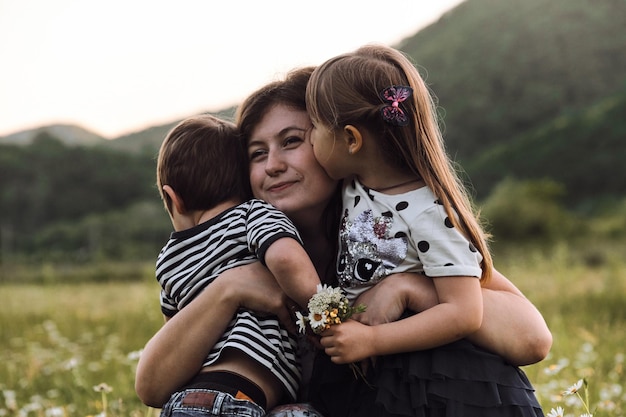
top-left (247, 104), bottom-right (338, 226)
top-left (308, 118), bottom-right (346, 181)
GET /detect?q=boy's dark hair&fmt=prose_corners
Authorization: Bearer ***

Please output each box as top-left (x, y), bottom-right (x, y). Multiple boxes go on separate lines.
top-left (156, 114), bottom-right (251, 214)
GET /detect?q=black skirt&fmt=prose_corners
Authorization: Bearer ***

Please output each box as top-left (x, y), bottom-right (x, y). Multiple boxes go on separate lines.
top-left (308, 339), bottom-right (544, 417)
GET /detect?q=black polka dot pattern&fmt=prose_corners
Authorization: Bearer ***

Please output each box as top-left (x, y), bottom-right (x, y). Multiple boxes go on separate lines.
top-left (342, 180), bottom-right (483, 284)
top-left (396, 201), bottom-right (409, 211)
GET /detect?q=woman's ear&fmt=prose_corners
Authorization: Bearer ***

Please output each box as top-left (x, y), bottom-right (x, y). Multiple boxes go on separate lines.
top-left (162, 185), bottom-right (186, 215)
top-left (343, 125), bottom-right (363, 155)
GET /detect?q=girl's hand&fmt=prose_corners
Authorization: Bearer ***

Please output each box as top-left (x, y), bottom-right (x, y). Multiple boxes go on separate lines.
top-left (319, 319), bottom-right (375, 363)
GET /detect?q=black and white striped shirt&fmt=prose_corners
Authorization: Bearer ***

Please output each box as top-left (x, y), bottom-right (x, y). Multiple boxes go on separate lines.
top-left (156, 199), bottom-right (303, 400)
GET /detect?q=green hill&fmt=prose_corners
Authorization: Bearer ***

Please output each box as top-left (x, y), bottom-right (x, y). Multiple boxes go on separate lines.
top-left (2, 0), bottom-right (625, 232)
top-left (398, 0), bottom-right (626, 163)
top-left (466, 88), bottom-right (626, 205)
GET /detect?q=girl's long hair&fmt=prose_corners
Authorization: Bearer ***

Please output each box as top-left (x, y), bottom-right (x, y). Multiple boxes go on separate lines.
top-left (307, 44), bottom-right (492, 283)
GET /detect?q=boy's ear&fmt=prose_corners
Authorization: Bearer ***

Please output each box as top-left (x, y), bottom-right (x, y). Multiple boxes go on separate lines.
top-left (162, 185), bottom-right (186, 215)
top-left (343, 125), bottom-right (363, 155)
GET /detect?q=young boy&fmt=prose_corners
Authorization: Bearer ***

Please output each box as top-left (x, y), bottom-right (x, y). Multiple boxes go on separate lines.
top-left (154, 114), bottom-right (320, 416)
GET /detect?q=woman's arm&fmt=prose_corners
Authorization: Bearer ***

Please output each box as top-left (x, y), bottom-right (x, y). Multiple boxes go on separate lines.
top-left (350, 269), bottom-right (551, 366)
top-left (468, 268), bottom-right (552, 365)
top-left (135, 263), bottom-right (294, 408)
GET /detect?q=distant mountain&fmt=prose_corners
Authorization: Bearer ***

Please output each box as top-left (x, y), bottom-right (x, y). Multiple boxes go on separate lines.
top-left (3, 0), bottom-right (624, 209)
top-left (398, 0), bottom-right (626, 163)
top-left (0, 124), bottom-right (105, 146)
top-left (99, 106), bottom-right (238, 155)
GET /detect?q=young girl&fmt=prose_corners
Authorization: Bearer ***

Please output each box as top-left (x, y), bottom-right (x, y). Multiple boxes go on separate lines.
top-left (304, 44), bottom-right (545, 417)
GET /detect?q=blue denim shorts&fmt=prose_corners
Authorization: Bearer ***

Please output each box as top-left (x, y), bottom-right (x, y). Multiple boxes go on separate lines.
top-left (159, 388), bottom-right (265, 417)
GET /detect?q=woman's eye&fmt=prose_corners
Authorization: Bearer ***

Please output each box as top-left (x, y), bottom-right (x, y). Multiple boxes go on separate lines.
top-left (249, 149), bottom-right (267, 161)
top-left (284, 136), bottom-right (303, 147)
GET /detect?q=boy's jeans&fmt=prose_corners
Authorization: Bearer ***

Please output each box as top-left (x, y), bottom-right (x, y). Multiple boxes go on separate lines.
top-left (159, 389), bottom-right (264, 417)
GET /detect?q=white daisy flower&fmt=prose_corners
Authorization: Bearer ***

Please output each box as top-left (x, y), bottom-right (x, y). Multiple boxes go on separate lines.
top-left (92, 383), bottom-right (113, 393)
top-left (295, 311), bottom-right (307, 333)
top-left (309, 311), bottom-right (328, 333)
top-left (562, 379), bottom-right (584, 396)
top-left (546, 406), bottom-right (564, 417)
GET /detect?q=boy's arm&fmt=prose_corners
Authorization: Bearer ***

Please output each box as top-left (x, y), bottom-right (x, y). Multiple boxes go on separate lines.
top-left (263, 237), bottom-right (321, 309)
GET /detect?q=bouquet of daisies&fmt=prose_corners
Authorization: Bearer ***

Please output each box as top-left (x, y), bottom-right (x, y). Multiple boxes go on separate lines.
top-left (296, 284), bottom-right (366, 335)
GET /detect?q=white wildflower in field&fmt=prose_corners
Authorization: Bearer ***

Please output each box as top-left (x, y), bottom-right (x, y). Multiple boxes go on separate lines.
top-left (546, 406), bottom-right (564, 417)
top-left (2, 390), bottom-right (17, 410)
top-left (596, 399), bottom-right (617, 411)
top-left (562, 379), bottom-right (584, 396)
top-left (543, 358), bottom-right (569, 376)
top-left (64, 358), bottom-right (79, 370)
top-left (92, 383), bottom-right (113, 394)
top-left (126, 350), bottom-right (142, 361)
top-left (45, 406), bottom-right (65, 416)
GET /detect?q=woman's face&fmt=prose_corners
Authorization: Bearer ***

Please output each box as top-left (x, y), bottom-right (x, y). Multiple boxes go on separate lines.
top-left (247, 104), bottom-right (338, 226)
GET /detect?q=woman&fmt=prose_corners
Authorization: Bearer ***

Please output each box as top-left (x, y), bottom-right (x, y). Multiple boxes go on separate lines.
top-left (135, 66), bottom-right (551, 414)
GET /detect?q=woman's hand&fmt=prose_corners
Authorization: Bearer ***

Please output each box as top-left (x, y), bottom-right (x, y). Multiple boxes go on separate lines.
top-left (223, 262), bottom-right (297, 333)
top-left (135, 262), bottom-right (293, 407)
top-left (353, 273), bottom-right (438, 325)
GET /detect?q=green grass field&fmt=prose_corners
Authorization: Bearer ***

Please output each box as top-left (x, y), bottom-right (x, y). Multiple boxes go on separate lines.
top-left (1, 242), bottom-right (624, 416)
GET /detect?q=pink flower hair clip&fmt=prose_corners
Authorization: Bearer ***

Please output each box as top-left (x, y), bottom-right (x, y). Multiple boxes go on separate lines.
top-left (379, 85), bottom-right (413, 126)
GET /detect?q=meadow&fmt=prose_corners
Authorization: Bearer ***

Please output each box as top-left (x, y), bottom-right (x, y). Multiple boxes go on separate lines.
top-left (0, 242), bottom-right (624, 416)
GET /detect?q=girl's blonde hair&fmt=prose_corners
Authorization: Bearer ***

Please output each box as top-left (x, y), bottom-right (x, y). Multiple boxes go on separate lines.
top-left (306, 44), bottom-right (492, 282)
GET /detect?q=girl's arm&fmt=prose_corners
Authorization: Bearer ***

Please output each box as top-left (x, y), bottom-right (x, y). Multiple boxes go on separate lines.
top-left (321, 276), bottom-right (483, 363)
top-left (349, 269), bottom-right (551, 365)
top-left (135, 262), bottom-right (294, 408)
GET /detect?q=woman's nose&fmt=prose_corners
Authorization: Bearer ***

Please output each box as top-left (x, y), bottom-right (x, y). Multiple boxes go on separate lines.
top-left (265, 151), bottom-right (287, 175)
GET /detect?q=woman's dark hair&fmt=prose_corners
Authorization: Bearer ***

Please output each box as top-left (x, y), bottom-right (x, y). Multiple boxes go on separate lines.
top-left (236, 67), bottom-right (341, 284)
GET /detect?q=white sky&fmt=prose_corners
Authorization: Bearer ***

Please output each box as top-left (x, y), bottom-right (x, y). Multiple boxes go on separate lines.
top-left (0, 0), bottom-right (464, 138)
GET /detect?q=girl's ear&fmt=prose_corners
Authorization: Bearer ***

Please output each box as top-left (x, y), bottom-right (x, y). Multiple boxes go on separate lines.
top-left (343, 125), bottom-right (363, 155)
top-left (162, 185), bottom-right (186, 215)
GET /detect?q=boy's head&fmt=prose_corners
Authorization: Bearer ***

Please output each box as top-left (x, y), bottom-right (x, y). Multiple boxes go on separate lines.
top-left (156, 114), bottom-right (251, 215)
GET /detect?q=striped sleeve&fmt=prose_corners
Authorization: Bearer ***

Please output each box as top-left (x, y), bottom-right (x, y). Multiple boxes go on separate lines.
top-left (244, 199), bottom-right (303, 264)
